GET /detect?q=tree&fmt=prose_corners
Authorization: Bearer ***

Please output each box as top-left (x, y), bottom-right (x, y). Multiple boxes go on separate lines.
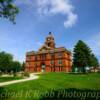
top-left (0, 51), bottom-right (22, 73)
top-left (11, 61), bottom-right (21, 73)
top-left (0, 0), bottom-right (19, 23)
top-left (21, 62), bottom-right (25, 71)
top-left (0, 51), bottom-right (13, 73)
top-left (90, 54), bottom-right (99, 68)
top-left (73, 40), bottom-right (92, 72)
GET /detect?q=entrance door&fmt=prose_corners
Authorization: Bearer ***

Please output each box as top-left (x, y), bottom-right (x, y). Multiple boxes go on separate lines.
top-left (34, 66), bottom-right (37, 72)
top-left (42, 63), bottom-right (46, 72)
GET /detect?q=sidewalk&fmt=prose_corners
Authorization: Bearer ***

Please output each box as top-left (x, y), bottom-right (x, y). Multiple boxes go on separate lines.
top-left (0, 74), bottom-right (39, 87)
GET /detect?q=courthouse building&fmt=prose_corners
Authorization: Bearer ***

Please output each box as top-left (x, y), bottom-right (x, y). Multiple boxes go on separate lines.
top-left (25, 32), bottom-right (72, 72)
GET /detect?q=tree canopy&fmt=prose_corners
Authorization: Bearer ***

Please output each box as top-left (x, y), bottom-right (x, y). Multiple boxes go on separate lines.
top-left (10, 61), bottom-right (21, 73)
top-left (0, 51), bottom-right (13, 72)
top-left (90, 54), bottom-right (99, 67)
top-left (21, 62), bottom-right (25, 71)
top-left (0, 51), bottom-right (22, 73)
top-left (73, 40), bottom-right (99, 72)
top-left (0, 0), bottom-right (19, 23)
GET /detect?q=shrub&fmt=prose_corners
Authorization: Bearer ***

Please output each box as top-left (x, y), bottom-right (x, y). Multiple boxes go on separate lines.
top-left (13, 73), bottom-right (17, 77)
top-left (0, 70), bottom-right (2, 76)
top-left (23, 72), bottom-right (30, 78)
top-left (98, 70), bottom-right (100, 73)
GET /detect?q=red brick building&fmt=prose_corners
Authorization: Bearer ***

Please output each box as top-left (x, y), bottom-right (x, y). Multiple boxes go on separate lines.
top-left (25, 32), bottom-right (72, 73)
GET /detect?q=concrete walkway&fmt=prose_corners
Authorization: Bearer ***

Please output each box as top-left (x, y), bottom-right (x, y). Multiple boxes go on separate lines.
top-left (0, 74), bottom-right (39, 87)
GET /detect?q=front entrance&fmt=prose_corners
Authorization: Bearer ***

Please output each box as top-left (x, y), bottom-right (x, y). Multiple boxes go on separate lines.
top-left (41, 63), bottom-right (46, 72)
top-left (34, 66), bottom-right (37, 72)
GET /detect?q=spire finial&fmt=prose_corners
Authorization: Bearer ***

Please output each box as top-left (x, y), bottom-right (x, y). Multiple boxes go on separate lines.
top-left (49, 32), bottom-right (52, 35)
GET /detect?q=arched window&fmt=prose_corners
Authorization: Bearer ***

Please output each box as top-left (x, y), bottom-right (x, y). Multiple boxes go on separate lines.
top-left (48, 43), bottom-right (51, 47)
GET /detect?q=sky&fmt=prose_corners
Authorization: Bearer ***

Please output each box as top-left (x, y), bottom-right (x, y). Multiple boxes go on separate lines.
top-left (0, 0), bottom-right (100, 62)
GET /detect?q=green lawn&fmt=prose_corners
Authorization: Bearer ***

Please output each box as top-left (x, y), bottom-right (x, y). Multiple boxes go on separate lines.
top-left (0, 76), bottom-right (23, 83)
top-left (0, 73), bottom-right (100, 100)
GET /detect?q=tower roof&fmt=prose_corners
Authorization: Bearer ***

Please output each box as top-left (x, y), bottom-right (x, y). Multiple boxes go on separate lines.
top-left (47, 32), bottom-right (54, 39)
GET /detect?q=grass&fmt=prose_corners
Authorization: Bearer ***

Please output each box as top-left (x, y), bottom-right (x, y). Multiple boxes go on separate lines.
top-left (0, 76), bottom-right (23, 82)
top-left (0, 73), bottom-right (100, 100)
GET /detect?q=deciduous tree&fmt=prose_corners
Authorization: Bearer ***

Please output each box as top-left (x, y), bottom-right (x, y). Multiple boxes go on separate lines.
top-left (0, 0), bottom-right (19, 23)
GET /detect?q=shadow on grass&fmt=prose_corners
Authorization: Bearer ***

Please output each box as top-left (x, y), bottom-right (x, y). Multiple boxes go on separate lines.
top-left (40, 88), bottom-right (100, 100)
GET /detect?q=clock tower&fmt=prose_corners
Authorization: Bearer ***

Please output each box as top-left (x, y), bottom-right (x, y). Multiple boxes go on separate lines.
top-left (45, 32), bottom-right (55, 49)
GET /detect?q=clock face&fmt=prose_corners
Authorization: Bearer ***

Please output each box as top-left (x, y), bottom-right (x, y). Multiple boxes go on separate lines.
top-left (48, 38), bottom-right (50, 41)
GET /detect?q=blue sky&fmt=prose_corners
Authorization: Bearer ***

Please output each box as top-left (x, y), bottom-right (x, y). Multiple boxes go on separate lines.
top-left (0, 0), bottom-right (100, 62)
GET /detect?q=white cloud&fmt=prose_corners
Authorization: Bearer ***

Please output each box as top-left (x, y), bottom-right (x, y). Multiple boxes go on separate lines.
top-left (64, 12), bottom-right (77, 28)
top-left (36, 0), bottom-right (78, 28)
top-left (14, 0), bottom-right (77, 28)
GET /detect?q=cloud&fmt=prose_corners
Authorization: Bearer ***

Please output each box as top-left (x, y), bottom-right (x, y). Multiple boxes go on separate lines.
top-left (36, 0), bottom-right (78, 28)
top-left (14, 0), bottom-right (77, 28)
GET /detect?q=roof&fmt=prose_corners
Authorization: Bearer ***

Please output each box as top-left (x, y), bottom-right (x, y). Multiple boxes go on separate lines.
top-left (55, 47), bottom-right (71, 54)
top-left (39, 44), bottom-right (51, 51)
top-left (26, 32), bottom-right (71, 56)
top-left (26, 51), bottom-right (36, 56)
top-left (46, 32), bottom-right (54, 39)
top-left (26, 47), bottom-right (71, 56)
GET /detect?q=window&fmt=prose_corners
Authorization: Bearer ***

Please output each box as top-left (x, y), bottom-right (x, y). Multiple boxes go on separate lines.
top-left (27, 56), bottom-right (31, 60)
top-left (37, 55), bottom-right (40, 60)
top-left (42, 54), bottom-right (46, 60)
top-left (58, 60), bottom-right (62, 65)
top-left (35, 56), bottom-right (37, 60)
top-left (34, 63), bottom-right (37, 67)
top-left (58, 52), bottom-right (62, 57)
top-left (50, 53), bottom-right (54, 58)
top-left (51, 61), bottom-right (54, 65)
top-left (26, 62), bottom-right (30, 67)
